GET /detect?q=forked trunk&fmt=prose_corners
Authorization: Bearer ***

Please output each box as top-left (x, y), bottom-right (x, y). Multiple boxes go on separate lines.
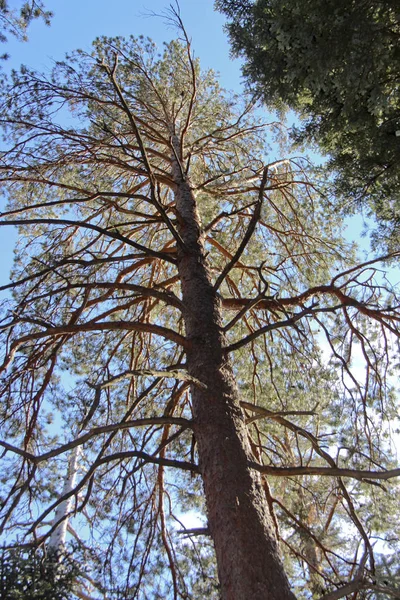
top-left (173, 161), bottom-right (296, 600)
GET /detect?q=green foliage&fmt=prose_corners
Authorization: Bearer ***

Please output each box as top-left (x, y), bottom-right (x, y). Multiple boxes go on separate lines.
top-left (217, 0), bottom-right (400, 251)
top-left (0, 0), bottom-right (52, 58)
top-left (0, 546), bottom-right (78, 600)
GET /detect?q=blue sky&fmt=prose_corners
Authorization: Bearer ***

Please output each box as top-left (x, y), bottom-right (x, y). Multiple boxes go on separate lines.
top-left (5, 1), bottom-right (240, 84)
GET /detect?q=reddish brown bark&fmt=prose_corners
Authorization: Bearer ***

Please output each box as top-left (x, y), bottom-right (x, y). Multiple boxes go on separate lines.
top-left (173, 154), bottom-right (296, 600)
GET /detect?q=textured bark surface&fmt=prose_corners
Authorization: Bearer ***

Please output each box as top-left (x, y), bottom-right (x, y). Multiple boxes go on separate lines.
top-left (173, 153), bottom-right (296, 600)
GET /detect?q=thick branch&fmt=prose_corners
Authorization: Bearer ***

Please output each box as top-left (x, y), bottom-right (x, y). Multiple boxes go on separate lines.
top-left (250, 462), bottom-right (400, 481)
top-left (214, 166), bottom-right (268, 291)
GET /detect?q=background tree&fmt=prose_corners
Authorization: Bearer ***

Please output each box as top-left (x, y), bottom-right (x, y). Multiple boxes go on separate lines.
top-left (216, 0), bottom-right (400, 251)
top-left (0, 12), bottom-right (400, 599)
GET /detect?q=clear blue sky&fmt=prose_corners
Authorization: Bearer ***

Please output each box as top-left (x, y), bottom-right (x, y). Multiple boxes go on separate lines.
top-left (5, 0), bottom-right (241, 85)
top-left (1, 0), bottom-right (245, 288)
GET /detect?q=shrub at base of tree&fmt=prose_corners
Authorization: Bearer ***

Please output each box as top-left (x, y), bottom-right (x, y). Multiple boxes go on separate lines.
top-left (0, 546), bottom-right (78, 600)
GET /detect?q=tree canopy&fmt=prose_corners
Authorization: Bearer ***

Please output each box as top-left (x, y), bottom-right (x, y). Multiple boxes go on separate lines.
top-left (0, 14), bottom-right (400, 599)
top-left (216, 0), bottom-right (400, 251)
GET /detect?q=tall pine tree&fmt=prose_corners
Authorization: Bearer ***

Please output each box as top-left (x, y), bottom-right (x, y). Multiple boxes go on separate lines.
top-left (0, 13), bottom-right (399, 599)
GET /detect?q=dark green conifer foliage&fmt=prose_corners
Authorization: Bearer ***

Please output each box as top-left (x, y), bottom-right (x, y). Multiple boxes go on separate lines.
top-left (0, 547), bottom-right (77, 600)
top-left (216, 0), bottom-right (400, 250)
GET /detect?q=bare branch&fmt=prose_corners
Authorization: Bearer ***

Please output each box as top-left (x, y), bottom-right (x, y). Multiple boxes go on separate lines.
top-left (250, 462), bottom-right (400, 482)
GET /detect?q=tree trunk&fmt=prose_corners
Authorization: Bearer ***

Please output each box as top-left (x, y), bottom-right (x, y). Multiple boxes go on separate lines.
top-left (48, 445), bottom-right (81, 552)
top-left (173, 152), bottom-right (296, 600)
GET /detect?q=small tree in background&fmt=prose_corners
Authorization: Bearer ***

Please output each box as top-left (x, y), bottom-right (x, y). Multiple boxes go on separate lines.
top-left (0, 10), bottom-right (400, 599)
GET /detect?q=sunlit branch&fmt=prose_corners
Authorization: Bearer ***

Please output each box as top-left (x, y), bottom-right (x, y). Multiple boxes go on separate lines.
top-left (0, 217), bottom-right (176, 264)
top-left (1, 321), bottom-right (187, 371)
top-left (0, 417), bottom-right (193, 464)
top-left (0, 253), bottom-right (153, 293)
top-left (214, 166), bottom-right (268, 291)
top-left (226, 306), bottom-right (314, 353)
top-left (90, 368), bottom-right (207, 391)
top-left (3, 282), bottom-right (183, 311)
top-left (0, 193), bottom-right (165, 221)
top-left (250, 462), bottom-right (400, 481)
top-left (241, 400), bottom-right (318, 422)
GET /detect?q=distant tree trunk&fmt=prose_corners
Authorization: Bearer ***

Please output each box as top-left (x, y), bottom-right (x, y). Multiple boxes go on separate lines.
top-left (48, 445), bottom-right (81, 552)
top-left (173, 150), bottom-right (296, 600)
